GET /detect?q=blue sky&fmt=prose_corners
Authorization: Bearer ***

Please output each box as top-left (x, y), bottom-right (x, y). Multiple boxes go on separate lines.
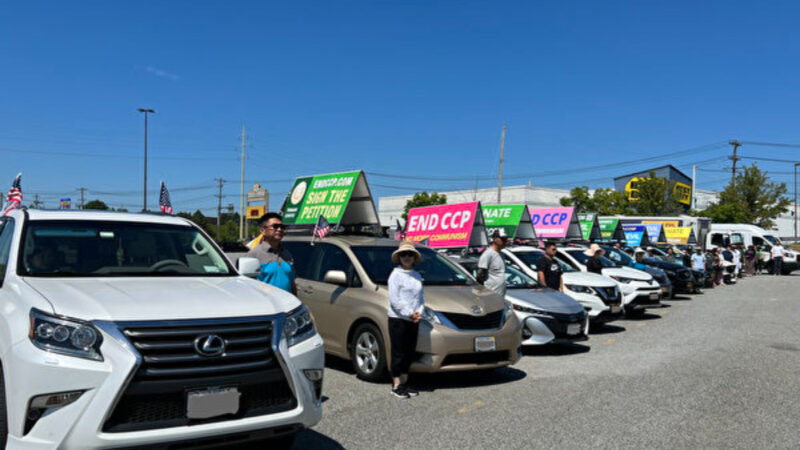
top-left (2, 1), bottom-right (799, 213)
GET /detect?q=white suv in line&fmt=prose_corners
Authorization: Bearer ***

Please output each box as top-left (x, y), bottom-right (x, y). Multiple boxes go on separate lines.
top-left (556, 247), bottom-right (662, 317)
top-left (0, 209), bottom-right (323, 449)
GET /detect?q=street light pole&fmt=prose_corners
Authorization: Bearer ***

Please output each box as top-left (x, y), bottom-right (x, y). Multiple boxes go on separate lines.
top-left (138, 108), bottom-right (155, 211)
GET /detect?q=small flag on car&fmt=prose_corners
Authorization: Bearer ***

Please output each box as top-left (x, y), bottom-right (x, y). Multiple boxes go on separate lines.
top-left (246, 234), bottom-right (264, 250)
top-left (313, 214), bottom-right (331, 240)
top-left (2, 173), bottom-right (22, 216)
top-left (394, 219), bottom-right (406, 241)
top-left (159, 181), bottom-right (173, 215)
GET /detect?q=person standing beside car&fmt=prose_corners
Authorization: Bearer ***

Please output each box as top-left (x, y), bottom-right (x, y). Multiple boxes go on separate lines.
top-left (664, 247), bottom-right (676, 264)
top-left (744, 245), bottom-right (756, 276)
top-left (246, 212), bottom-right (297, 295)
top-left (387, 242), bottom-right (423, 399)
top-left (538, 241), bottom-right (563, 292)
top-left (477, 229), bottom-right (509, 296)
top-left (771, 241), bottom-right (786, 275)
top-left (584, 244), bottom-right (604, 275)
top-left (691, 247), bottom-right (706, 272)
top-left (632, 248), bottom-right (648, 271)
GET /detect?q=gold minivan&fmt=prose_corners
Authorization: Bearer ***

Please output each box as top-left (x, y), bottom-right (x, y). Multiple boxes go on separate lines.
top-left (281, 235), bottom-right (522, 381)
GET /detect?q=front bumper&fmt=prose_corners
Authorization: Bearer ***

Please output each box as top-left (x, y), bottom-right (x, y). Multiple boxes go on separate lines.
top-left (516, 311), bottom-right (589, 346)
top-left (5, 319), bottom-right (324, 449)
top-left (412, 313), bottom-right (522, 372)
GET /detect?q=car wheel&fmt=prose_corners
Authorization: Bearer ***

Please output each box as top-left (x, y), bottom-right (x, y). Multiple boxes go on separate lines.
top-left (0, 362), bottom-right (7, 449)
top-left (350, 323), bottom-right (387, 382)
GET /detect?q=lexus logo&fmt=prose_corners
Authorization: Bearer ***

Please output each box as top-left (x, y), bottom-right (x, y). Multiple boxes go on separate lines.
top-left (471, 305), bottom-right (483, 315)
top-left (194, 334), bottom-right (225, 357)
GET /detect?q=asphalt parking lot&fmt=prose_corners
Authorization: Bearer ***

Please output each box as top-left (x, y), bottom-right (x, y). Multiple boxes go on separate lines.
top-left (280, 274), bottom-right (800, 449)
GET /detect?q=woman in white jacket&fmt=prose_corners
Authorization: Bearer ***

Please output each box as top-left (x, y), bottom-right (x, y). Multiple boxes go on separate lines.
top-left (387, 242), bottom-right (424, 399)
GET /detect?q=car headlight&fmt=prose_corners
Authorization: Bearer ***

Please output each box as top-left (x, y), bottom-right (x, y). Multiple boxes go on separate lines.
top-left (565, 284), bottom-right (594, 294)
top-left (29, 309), bottom-right (103, 361)
top-left (284, 305), bottom-right (316, 347)
top-left (609, 275), bottom-right (634, 284)
top-left (512, 303), bottom-right (554, 319)
top-left (422, 306), bottom-right (442, 325)
top-left (504, 301), bottom-right (514, 320)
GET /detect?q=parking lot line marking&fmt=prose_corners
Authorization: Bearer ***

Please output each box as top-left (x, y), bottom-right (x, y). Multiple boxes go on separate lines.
top-left (458, 400), bottom-right (485, 414)
top-left (637, 322), bottom-right (647, 328)
top-left (604, 338), bottom-right (615, 345)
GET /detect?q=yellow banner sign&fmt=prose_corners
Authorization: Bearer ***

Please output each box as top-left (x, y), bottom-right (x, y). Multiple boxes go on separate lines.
top-left (664, 226), bottom-right (692, 244)
top-left (643, 220), bottom-right (679, 228)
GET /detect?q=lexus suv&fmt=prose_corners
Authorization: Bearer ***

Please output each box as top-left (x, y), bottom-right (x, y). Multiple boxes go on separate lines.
top-left (280, 236), bottom-right (522, 382)
top-left (0, 209), bottom-right (323, 449)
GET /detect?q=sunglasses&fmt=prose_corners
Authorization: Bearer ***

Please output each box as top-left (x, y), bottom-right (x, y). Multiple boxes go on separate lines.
top-left (263, 224), bottom-right (286, 230)
top-left (398, 251), bottom-right (416, 258)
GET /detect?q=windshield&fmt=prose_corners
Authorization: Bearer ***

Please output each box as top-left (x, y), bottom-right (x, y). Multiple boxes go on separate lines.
top-left (504, 264), bottom-right (540, 289)
top-left (565, 249), bottom-right (617, 268)
top-left (351, 245), bottom-right (473, 286)
top-left (513, 250), bottom-right (576, 272)
top-left (602, 246), bottom-right (632, 266)
top-left (20, 220), bottom-right (233, 277)
top-left (764, 235), bottom-right (780, 245)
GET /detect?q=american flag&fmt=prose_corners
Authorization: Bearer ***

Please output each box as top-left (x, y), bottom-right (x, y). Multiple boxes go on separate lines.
top-left (313, 214), bottom-right (331, 240)
top-left (394, 219), bottom-right (406, 241)
top-left (2, 173), bottom-right (22, 216)
top-left (159, 181), bottom-right (173, 215)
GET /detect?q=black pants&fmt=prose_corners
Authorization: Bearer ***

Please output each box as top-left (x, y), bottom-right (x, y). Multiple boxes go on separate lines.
top-left (774, 257), bottom-right (783, 275)
top-left (388, 318), bottom-right (419, 378)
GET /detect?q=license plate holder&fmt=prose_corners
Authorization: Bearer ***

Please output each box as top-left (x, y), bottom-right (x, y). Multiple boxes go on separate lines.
top-left (649, 292), bottom-right (660, 301)
top-left (474, 336), bottom-right (496, 352)
top-left (186, 387), bottom-right (240, 419)
top-left (567, 323), bottom-right (581, 335)
top-left (611, 305), bottom-right (621, 314)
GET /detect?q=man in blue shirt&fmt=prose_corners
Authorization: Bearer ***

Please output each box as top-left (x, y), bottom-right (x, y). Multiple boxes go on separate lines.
top-left (632, 248), bottom-right (648, 271)
top-left (246, 212), bottom-right (297, 295)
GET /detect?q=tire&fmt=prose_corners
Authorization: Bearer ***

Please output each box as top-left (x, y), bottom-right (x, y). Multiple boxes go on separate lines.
top-left (267, 432), bottom-right (296, 450)
top-left (350, 322), bottom-right (387, 382)
top-left (0, 362), bottom-right (7, 449)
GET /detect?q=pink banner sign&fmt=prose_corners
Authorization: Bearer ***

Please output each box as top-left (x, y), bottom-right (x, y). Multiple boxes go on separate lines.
top-left (406, 202), bottom-right (479, 248)
top-left (528, 206), bottom-right (575, 238)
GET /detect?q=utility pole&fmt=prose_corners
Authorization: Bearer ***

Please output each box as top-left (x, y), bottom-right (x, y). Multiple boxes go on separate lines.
top-left (138, 108), bottom-right (155, 211)
top-left (497, 123), bottom-right (507, 203)
top-left (215, 178), bottom-right (226, 241)
top-left (795, 163), bottom-right (799, 242)
top-left (728, 140), bottom-right (741, 186)
top-left (77, 187), bottom-right (87, 209)
top-left (239, 126), bottom-right (247, 241)
top-left (31, 194), bottom-right (43, 209)
top-left (691, 164), bottom-right (697, 210)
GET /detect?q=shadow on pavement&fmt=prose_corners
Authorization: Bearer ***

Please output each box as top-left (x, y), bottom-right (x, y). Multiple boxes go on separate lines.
top-left (522, 342), bottom-right (590, 357)
top-left (293, 429), bottom-right (346, 449)
top-left (410, 366), bottom-right (527, 392)
top-left (589, 324), bottom-right (626, 335)
top-left (625, 312), bottom-right (662, 321)
top-left (324, 355), bottom-right (356, 375)
top-left (665, 295), bottom-right (692, 301)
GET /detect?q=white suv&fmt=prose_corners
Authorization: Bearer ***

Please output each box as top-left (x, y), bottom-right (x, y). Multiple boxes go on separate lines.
top-left (0, 209), bottom-right (323, 449)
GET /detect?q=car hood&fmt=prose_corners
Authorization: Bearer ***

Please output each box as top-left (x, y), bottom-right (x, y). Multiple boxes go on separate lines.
top-left (424, 285), bottom-right (505, 315)
top-left (505, 287), bottom-right (584, 314)
top-left (23, 276), bottom-right (300, 322)
top-left (562, 271), bottom-right (617, 287)
top-left (644, 259), bottom-right (685, 271)
top-left (602, 266), bottom-right (652, 281)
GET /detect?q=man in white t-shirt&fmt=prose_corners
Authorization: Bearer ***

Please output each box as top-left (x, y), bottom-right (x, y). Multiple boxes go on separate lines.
top-left (771, 242), bottom-right (785, 275)
top-left (691, 248), bottom-right (706, 272)
top-left (477, 229), bottom-right (509, 296)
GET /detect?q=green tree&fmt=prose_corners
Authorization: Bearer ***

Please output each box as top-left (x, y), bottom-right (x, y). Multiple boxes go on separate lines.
top-left (701, 164), bottom-right (790, 228)
top-left (560, 186), bottom-right (632, 215)
top-left (177, 210), bottom-right (214, 236)
top-left (84, 199), bottom-right (109, 210)
top-left (402, 191), bottom-right (447, 220)
top-left (633, 172), bottom-right (684, 216)
top-left (559, 186), bottom-right (594, 211)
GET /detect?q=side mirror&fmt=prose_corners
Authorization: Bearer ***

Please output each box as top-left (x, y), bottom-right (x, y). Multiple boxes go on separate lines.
top-left (238, 257), bottom-right (261, 278)
top-left (323, 270), bottom-right (348, 286)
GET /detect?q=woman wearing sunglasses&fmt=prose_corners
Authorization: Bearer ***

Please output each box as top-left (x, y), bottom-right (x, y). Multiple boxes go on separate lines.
top-left (387, 242), bottom-right (424, 399)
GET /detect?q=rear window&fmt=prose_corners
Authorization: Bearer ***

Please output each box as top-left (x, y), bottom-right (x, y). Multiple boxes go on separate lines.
top-left (565, 249), bottom-right (616, 268)
top-left (350, 245), bottom-right (473, 286)
top-left (19, 220), bottom-right (233, 277)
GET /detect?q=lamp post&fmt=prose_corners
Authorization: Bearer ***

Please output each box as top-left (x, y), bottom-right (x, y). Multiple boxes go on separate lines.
top-left (138, 108), bottom-right (155, 211)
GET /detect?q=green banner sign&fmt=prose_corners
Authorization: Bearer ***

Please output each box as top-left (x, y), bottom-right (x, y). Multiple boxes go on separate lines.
top-left (577, 213), bottom-right (601, 241)
top-left (482, 204), bottom-right (537, 239)
top-left (282, 171), bottom-right (360, 224)
top-left (598, 217), bottom-right (624, 240)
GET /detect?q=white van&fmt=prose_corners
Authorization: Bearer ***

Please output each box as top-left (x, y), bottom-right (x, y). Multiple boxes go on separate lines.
top-left (706, 224), bottom-right (797, 274)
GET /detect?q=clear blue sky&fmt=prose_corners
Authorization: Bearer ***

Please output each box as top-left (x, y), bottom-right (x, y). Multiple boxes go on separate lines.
top-left (2, 1), bottom-right (799, 213)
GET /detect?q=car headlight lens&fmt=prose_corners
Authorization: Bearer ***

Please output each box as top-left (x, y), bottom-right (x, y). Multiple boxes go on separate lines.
top-left (512, 303), bottom-right (554, 319)
top-left (29, 309), bottom-right (103, 361)
top-left (284, 305), bottom-right (316, 347)
top-left (504, 301), bottom-right (514, 320)
top-left (610, 275), bottom-right (634, 284)
top-left (422, 306), bottom-right (442, 325)
top-left (565, 284), bottom-right (593, 294)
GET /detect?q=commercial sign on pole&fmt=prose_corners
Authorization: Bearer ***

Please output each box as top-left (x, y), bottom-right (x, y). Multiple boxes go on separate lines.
top-left (622, 224), bottom-right (651, 247)
top-left (246, 205), bottom-right (266, 219)
top-left (281, 170), bottom-right (379, 228)
top-left (527, 206), bottom-right (582, 240)
top-left (598, 217), bottom-right (625, 241)
top-left (405, 202), bottom-right (488, 248)
top-left (482, 204), bottom-right (537, 240)
top-left (577, 213), bottom-right (602, 241)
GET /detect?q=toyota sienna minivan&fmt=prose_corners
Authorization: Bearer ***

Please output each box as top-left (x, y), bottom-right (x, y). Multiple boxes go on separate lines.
top-left (274, 236), bottom-right (522, 381)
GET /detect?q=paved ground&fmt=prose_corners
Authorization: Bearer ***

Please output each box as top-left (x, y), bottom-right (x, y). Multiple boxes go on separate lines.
top-left (288, 274), bottom-right (800, 449)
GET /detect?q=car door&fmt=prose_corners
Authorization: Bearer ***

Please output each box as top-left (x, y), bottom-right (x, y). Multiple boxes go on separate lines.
top-left (297, 243), bottom-right (362, 356)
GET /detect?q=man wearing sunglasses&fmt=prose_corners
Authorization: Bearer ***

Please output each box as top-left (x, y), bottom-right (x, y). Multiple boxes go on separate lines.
top-left (246, 212), bottom-right (297, 295)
